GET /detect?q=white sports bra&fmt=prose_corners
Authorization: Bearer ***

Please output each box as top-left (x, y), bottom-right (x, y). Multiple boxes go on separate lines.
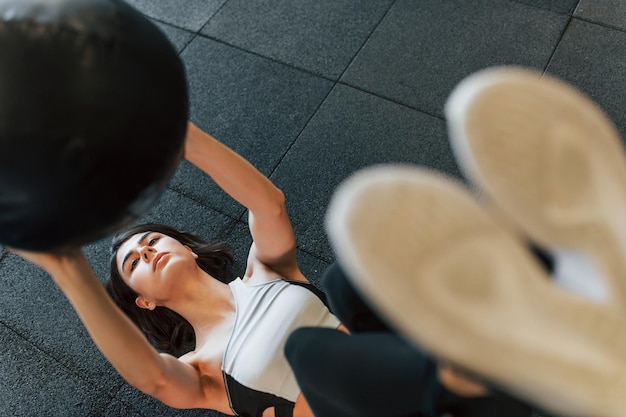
top-left (221, 278), bottom-right (340, 416)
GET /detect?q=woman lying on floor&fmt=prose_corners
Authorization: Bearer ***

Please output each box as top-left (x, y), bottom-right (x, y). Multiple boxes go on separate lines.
top-left (15, 122), bottom-right (534, 417)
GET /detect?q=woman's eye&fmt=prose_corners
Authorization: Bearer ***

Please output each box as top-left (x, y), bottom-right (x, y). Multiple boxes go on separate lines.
top-left (130, 259), bottom-right (138, 272)
top-left (148, 237), bottom-right (159, 246)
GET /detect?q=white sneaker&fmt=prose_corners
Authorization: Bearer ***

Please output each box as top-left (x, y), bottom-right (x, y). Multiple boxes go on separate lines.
top-left (446, 67), bottom-right (626, 311)
top-left (326, 165), bottom-right (626, 417)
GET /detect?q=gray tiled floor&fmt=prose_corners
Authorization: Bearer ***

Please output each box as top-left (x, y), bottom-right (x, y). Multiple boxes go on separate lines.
top-left (546, 18), bottom-right (626, 138)
top-left (1, 0), bottom-right (625, 416)
top-left (201, 0), bottom-right (395, 79)
top-left (124, 0), bottom-right (227, 31)
top-left (575, 0), bottom-right (626, 30)
top-left (0, 326), bottom-right (114, 416)
top-left (341, 0), bottom-right (570, 117)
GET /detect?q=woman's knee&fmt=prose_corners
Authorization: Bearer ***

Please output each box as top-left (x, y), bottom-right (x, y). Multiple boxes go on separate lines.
top-left (323, 263), bottom-right (391, 332)
top-left (321, 262), bottom-right (351, 302)
top-left (321, 263), bottom-right (365, 316)
top-left (285, 327), bottom-right (332, 365)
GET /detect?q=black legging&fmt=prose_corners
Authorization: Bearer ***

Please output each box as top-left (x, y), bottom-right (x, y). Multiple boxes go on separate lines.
top-left (285, 263), bottom-right (534, 417)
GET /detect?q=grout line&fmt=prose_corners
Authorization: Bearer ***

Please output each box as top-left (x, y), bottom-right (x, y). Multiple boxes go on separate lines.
top-left (334, 0), bottom-right (398, 83)
top-left (175, 0), bottom-right (236, 56)
top-left (187, 0), bottom-right (401, 87)
top-left (542, 13), bottom-right (626, 76)
top-left (259, 0), bottom-right (438, 182)
top-left (104, 390), bottom-right (154, 417)
top-left (176, 33), bottom-right (197, 55)
top-left (0, 319), bottom-right (123, 399)
top-left (148, 16), bottom-right (193, 33)
top-left (572, 15), bottom-right (626, 35)
top-left (166, 184), bottom-right (244, 222)
top-left (542, 15), bottom-right (573, 74)
top-left (155, 1), bottom-right (442, 148)
top-left (297, 246), bottom-right (333, 265)
top-left (165, 184), bottom-right (255, 239)
top-left (144, 16), bottom-right (200, 56)
top-left (537, 0), bottom-right (581, 74)
top-left (197, 0), bottom-right (232, 34)
top-left (570, 0), bottom-right (626, 33)
top-left (149, 3), bottom-right (625, 125)
top-left (148, 0), bottom-right (231, 56)
top-left (191, 31), bottom-right (337, 83)
top-left (337, 80), bottom-right (446, 120)
top-left (507, 0), bottom-right (578, 16)
top-left (263, 83), bottom-right (335, 181)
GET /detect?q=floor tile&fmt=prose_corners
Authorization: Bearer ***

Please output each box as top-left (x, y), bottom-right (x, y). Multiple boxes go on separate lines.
top-left (201, 0), bottom-right (394, 79)
top-left (154, 21), bottom-right (195, 53)
top-left (575, 0), bottom-right (626, 31)
top-left (102, 399), bottom-right (146, 417)
top-left (137, 189), bottom-right (234, 243)
top-left (271, 84), bottom-right (457, 261)
top-left (0, 251), bottom-right (123, 395)
top-left (0, 325), bottom-right (114, 416)
top-left (296, 251), bottom-right (330, 288)
top-left (546, 18), bottom-right (626, 137)
top-left (511, 0), bottom-right (579, 14)
top-left (114, 383), bottom-right (225, 417)
top-left (123, 0), bottom-right (227, 32)
top-left (171, 36), bottom-right (333, 218)
top-left (341, 0), bottom-right (569, 117)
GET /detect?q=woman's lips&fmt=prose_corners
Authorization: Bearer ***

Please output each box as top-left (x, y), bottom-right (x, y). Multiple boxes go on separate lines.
top-left (153, 253), bottom-right (169, 271)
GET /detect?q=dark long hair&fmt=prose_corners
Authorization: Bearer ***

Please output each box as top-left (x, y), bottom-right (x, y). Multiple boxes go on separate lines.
top-left (106, 223), bottom-right (235, 355)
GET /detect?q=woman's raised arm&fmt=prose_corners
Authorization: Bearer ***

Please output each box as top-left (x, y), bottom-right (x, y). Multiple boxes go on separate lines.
top-left (184, 122), bottom-right (303, 280)
top-left (12, 249), bottom-right (209, 409)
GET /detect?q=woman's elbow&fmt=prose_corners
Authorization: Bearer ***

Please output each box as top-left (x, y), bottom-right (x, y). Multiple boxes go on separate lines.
top-left (132, 372), bottom-right (170, 398)
top-left (272, 186), bottom-right (286, 207)
top-left (263, 186), bottom-right (287, 217)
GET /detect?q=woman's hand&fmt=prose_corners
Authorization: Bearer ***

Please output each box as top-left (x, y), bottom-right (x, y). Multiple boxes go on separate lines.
top-left (437, 363), bottom-right (489, 398)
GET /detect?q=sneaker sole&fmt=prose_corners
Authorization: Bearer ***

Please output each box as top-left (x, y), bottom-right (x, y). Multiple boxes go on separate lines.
top-left (446, 66), bottom-right (626, 312)
top-left (326, 165), bottom-right (626, 417)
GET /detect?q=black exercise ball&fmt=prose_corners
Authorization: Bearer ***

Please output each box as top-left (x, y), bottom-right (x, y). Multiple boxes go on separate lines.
top-left (0, 0), bottom-right (189, 251)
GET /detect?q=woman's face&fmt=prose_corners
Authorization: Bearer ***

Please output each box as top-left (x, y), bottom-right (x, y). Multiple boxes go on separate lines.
top-left (115, 231), bottom-right (198, 306)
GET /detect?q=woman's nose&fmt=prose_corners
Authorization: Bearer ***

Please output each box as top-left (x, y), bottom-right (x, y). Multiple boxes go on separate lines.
top-left (140, 246), bottom-right (155, 261)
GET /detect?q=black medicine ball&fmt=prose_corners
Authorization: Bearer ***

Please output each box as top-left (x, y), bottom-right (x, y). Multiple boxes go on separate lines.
top-left (0, 0), bottom-right (189, 250)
